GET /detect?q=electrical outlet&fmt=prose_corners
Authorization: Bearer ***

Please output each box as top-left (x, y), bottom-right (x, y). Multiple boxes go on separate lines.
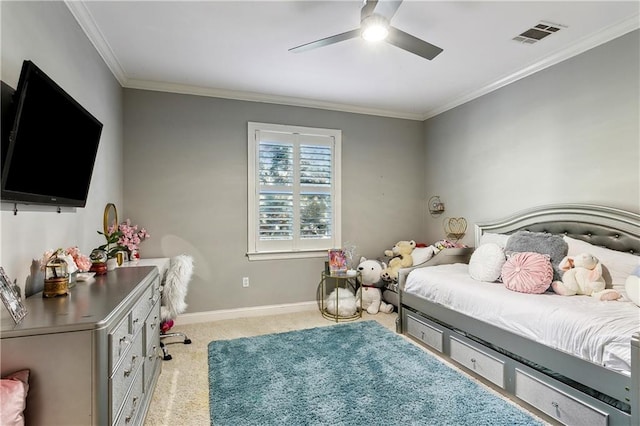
top-left (242, 277), bottom-right (249, 287)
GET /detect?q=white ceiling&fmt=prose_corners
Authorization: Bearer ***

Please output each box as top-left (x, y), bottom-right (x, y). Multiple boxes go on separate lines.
top-left (67, 1), bottom-right (639, 120)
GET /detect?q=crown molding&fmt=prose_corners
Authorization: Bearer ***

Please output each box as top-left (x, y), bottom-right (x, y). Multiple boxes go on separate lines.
top-left (67, 2), bottom-right (638, 122)
top-left (65, 0), bottom-right (127, 85)
top-left (421, 14), bottom-right (639, 120)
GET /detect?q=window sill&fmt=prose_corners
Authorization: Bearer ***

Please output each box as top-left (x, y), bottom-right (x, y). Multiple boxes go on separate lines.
top-left (247, 250), bottom-right (328, 261)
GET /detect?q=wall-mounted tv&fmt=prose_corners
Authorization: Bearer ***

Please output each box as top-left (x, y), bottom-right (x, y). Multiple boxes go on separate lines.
top-left (1, 60), bottom-right (103, 208)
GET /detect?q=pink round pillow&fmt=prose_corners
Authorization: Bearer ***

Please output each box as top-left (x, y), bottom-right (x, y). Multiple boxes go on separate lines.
top-left (501, 252), bottom-right (553, 294)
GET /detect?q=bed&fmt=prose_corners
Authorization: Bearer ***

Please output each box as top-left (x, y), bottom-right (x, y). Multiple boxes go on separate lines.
top-left (396, 204), bottom-right (639, 426)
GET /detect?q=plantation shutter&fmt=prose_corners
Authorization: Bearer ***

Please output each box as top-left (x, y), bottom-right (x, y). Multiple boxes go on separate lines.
top-left (249, 125), bottom-right (339, 256)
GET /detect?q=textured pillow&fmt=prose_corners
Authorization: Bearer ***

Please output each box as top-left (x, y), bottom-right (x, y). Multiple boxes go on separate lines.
top-left (1, 369), bottom-right (30, 426)
top-left (563, 236), bottom-right (639, 289)
top-left (412, 246), bottom-right (435, 265)
top-left (625, 275), bottom-right (640, 307)
top-left (501, 252), bottom-right (553, 294)
top-left (505, 231), bottom-right (568, 281)
top-left (468, 243), bottom-right (506, 282)
top-left (479, 233), bottom-right (511, 250)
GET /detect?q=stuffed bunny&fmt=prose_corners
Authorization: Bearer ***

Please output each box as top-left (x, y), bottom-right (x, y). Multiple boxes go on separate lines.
top-left (551, 253), bottom-right (619, 300)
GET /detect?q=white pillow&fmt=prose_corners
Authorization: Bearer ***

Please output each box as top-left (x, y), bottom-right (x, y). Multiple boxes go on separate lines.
top-left (412, 246), bottom-right (435, 265)
top-left (469, 243), bottom-right (506, 282)
top-left (563, 236), bottom-right (640, 289)
top-left (625, 275), bottom-right (640, 307)
top-left (479, 233), bottom-right (511, 249)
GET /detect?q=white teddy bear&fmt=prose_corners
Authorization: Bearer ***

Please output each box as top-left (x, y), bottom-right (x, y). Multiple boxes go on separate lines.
top-left (355, 257), bottom-right (394, 314)
top-left (551, 253), bottom-right (620, 300)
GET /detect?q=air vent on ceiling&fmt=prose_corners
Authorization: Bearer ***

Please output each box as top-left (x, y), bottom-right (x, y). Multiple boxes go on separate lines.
top-left (513, 21), bottom-right (567, 44)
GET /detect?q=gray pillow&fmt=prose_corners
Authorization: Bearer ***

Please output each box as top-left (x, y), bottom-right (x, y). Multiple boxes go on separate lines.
top-left (505, 230), bottom-right (568, 282)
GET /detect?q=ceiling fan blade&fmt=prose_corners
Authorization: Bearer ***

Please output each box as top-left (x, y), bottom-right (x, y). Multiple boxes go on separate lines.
top-left (386, 26), bottom-right (443, 60)
top-left (289, 29), bottom-right (361, 53)
top-left (370, 0), bottom-right (403, 21)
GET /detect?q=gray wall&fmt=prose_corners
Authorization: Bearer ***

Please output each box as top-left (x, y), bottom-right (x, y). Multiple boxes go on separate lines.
top-left (1, 1), bottom-right (637, 317)
top-left (423, 30), bottom-right (639, 246)
top-left (0, 1), bottom-right (123, 319)
top-left (122, 92), bottom-right (425, 312)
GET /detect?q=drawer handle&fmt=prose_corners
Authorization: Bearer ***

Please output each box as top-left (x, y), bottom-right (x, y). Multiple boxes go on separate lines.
top-left (133, 318), bottom-right (140, 326)
top-left (118, 336), bottom-right (131, 355)
top-left (125, 396), bottom-right (139, 423)
top-left (124, 355), bottom-right (138, 377)
top-left (551, 401), bottom-right (559, 409)
top-left (148, 346), bottom-right (157, 361)
top-left (470, 357), bottom-right (476, 364)
top-left (420, 331), bottom-right (425, 340)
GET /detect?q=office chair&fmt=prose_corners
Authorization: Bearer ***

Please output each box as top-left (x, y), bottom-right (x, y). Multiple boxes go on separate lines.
top-left (159, 254), bottom-right (194, 361)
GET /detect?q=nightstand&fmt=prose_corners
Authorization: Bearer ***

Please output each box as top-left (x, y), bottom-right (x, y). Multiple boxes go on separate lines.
top-left (318, 271), bottom-right (362, 322)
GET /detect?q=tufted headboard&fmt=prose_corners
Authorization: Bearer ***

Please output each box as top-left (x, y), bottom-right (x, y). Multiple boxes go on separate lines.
top-left (474, 204), bottom-right (640, 256)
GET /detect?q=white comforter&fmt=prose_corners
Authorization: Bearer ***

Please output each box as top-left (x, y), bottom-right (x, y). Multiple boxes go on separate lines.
top-left (404, 263), bottom-right (640, 376)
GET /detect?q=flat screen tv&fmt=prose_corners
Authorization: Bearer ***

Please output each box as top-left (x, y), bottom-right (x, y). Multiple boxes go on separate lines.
top-left (1, 60), bottom-right (103, 207)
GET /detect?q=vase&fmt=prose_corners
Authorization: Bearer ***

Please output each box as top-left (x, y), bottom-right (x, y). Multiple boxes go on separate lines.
top-left (129, 249), bottom-right (140, 261)
top-left (107, 258), bottom-right (118, 271)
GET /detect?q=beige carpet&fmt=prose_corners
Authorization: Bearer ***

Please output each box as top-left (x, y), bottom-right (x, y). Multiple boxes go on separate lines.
top-left (143, 310), bottom-right (553, 425)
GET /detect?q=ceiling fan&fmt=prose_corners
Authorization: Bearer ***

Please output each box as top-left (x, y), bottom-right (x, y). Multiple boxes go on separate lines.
top-left (288, 0), bottom-right (443, 61)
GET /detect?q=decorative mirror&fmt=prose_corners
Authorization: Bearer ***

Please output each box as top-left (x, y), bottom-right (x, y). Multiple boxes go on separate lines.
top-left (103, 203), bottom-right (118, 235)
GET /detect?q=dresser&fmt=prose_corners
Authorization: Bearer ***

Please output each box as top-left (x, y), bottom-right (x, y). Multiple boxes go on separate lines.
top-left (0, 264), bottom-right (164, 425)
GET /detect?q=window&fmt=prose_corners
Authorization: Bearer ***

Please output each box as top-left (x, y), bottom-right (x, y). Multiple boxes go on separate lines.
top-left (247, 122), bottom-right (342, 260)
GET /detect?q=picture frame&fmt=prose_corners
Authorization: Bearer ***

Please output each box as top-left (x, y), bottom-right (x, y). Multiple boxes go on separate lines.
top-left (0, 267), bottom-right (27, 324)
top-left (328, 248), bottom-right (347, 274)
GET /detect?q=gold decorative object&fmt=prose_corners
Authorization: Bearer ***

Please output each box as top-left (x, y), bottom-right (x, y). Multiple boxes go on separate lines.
top-left (428, 196), bottom-right (445, 217)
top-left (443, 217), bottom-right (467, 241)
top-left (44, 250), bottom-right (69, 298)
top-left (89, 248), bottom-right (108, 275)
top-left (103, 203), bottom-right (118, 235)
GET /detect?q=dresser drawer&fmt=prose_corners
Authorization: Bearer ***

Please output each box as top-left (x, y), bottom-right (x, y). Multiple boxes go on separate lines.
top-left (144, 299), bottom-right (160, 350)
top-left (144, 304), bottom-right (161, 392)
top-left (144, 333), bottom-right (161, 392)
top-left (406, 314), bottom-right (443, 353)
top-left (450, 336), bottom-right (505, 388)
top-left (109, 314), bottom-right (132, 373)
top-left (114, 366), bottom-right (144, 426)
top-left (131, 286), bottom-right (154, 337)
top-left (515, 369), bottom-right (608, 426)
top-left (110, 330), bottom-right (144, 423)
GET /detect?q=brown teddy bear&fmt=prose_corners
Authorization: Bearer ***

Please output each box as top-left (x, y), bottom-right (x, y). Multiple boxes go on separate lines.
top-left (381, 240), bottom-right (416, 283)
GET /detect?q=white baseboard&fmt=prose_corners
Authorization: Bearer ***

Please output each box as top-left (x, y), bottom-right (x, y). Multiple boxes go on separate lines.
top-left (176, 301), bottom-right (318, 324)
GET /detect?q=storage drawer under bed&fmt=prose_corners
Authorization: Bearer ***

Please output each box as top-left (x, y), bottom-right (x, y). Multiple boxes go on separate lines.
top-left (450, 335), bottom-right (505, 388)
top-left (406, 313), bottom-right (444, 352)
top-left (515, 368), bottom-right (609, 426)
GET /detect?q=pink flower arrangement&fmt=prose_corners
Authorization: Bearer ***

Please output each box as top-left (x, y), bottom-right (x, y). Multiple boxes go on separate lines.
top-left (41, 247), bottom-right (92, 273)
top-left (107, 219), bottom-right (150, 253)
top-left (66, 246), bottom-right (92, 272)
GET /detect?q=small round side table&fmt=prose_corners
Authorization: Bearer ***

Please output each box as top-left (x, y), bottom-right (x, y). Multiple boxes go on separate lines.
top-left (317, 271), bottom-right (362, 322)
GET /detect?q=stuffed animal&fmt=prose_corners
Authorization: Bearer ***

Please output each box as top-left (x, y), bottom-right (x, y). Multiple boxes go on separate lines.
top-left (551, 253), bottom-right (620, 300)
top-left (355, 257), bottom-right (393, 314)
top-left (325, 287), bottom-right (357, 317)
top-left (381, 240), bottom-right (416, 283)
top-left (357, 256), bottom-right (386, 289)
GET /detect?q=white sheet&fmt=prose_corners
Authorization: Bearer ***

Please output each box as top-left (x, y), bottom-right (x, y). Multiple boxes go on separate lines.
top-left (404, 263), bottom-right (640, 376)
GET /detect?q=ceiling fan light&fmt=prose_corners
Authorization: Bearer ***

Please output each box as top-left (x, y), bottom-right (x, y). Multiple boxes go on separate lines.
top-left (362, 25), bottom-right (388, 41)
top-left (361, 15), bottom-right (389, 42)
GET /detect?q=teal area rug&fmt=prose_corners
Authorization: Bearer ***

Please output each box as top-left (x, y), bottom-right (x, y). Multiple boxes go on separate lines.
top-left (208, 321), bottom-right (543, 425)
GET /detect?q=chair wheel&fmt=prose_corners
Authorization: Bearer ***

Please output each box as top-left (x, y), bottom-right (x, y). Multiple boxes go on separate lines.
top-left (184, 338), bottom-right (192, 344)
top-left (163, 354), bottom-right (173, 361)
